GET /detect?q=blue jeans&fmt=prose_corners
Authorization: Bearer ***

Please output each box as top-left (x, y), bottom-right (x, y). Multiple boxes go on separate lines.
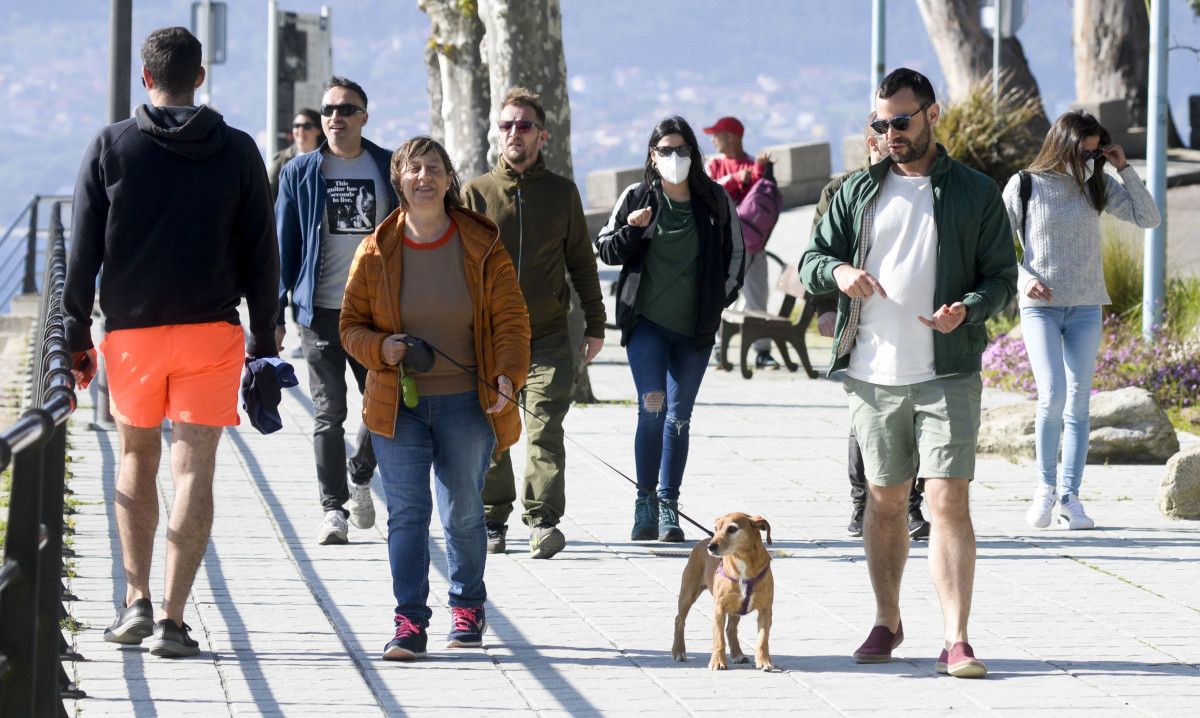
top-left (370, 390), bottom-right (495, 625)
top-left (1020, 305), bottom-right (1103, 497)
top-left (626, 319), bottom-right (712, 501)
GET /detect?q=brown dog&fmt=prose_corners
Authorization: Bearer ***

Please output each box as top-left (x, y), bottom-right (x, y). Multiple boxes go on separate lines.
top-left (671, 512), bottom-right (775, 671)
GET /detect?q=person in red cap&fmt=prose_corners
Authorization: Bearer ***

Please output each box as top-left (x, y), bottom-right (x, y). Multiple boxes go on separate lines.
top-left (703, 116), bottom-right (778, 369)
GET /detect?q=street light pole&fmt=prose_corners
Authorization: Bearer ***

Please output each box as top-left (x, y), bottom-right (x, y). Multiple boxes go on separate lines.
top-left (198, 0), bottom-right (213, 105)
top-left (266, 0), bottom-right (278, 156)
top-left (1143, 0), bottom-right (1169, 340)
top-left (870, 0), bottom-right (885, 106)
top-left (108, 0), bottom-right (132, 123)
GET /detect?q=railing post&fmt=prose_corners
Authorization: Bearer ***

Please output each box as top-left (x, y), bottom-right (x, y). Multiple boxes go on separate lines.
top-left (0, 432), bottom-right (46, 717)
top-left (22, 197), bottom-right (39, 294)
top-left (34, 419), bottom-right (70, 715)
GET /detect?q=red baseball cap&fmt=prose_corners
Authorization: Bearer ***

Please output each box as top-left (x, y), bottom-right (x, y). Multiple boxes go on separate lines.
top-left (703, 117), bottom-right (744, 137)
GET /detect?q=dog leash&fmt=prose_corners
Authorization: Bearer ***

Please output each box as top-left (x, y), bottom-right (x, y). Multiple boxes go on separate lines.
top-left (410, 338), bottom-right (716, 538)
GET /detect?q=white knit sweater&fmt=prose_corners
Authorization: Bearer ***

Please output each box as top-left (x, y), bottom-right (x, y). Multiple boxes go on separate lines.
top-left (1002, 165), bottom-right (1160, 309)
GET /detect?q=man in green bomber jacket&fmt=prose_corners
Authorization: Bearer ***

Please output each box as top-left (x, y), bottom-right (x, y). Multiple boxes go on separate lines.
top-left (800, 68), bottom-right (1015, 678)
top-left (462, 87), bottom-right (606, 560)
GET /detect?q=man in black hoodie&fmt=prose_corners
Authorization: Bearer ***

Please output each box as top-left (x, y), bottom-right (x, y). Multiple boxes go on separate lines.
top-left (64, 27), bottom-right (278, 658)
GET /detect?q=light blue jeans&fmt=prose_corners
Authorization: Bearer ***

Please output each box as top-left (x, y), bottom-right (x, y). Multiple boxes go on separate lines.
top-left (1020, 305), bottom-right (1103, 497)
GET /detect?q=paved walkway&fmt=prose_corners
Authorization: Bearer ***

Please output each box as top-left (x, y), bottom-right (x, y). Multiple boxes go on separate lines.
top-left (63, 321), bottom-right (1200, 715)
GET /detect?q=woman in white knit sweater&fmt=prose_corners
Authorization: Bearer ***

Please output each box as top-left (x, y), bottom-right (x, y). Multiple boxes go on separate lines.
top-left (1002, 110), bottom-right (1160, 531)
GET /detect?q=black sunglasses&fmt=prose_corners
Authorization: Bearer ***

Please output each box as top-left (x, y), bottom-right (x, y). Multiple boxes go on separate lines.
top-left (292, 122), bottom-right (316, 130)
top-left (319, 103), bottom-right (365, 118)
top-left (498, 119), bottom-right (540, 133)
top-left (652, 144), bottom-right (692, 158)
top-left (1081, 148), bottom-right (1105, 161)
top-left (870, 103), bottom-right (929, 134)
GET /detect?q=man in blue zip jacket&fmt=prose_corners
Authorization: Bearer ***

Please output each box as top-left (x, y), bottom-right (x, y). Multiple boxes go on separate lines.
top-left (800, 68), bottom-right (1016, 678)
top-left (276, 76), bottom-right (398, 546)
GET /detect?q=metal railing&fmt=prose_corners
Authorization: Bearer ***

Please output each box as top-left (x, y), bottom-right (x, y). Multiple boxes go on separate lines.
top-left (0, 201), bottom-right (83, 716)
top-left (0, 195), bottom-right (73, 315)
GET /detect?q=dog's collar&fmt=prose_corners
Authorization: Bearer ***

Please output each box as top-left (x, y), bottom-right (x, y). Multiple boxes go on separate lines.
top-left (716, 562), bottom-right (770, 616)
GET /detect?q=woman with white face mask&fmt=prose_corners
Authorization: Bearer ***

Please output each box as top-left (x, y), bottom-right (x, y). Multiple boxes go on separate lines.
top-left (1002, 110), bottom-right (1159, 531)
top-left (596, 115), bottom-right (745, 542)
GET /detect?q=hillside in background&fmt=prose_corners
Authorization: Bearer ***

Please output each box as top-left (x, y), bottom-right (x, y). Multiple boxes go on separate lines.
top-left (1, 0), bottom-right (1197, 226)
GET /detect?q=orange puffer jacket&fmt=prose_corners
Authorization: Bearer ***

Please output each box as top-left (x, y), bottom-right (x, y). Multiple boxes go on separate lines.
top-left (339, 206), bottom-right (531, 451)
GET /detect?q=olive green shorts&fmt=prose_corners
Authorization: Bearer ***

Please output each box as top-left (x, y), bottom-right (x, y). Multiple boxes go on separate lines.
top-left (842, 373), bottom-right (983, 487)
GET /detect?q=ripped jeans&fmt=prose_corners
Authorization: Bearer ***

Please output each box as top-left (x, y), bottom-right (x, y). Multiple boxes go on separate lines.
top-left (626, 319), bottom-right (712, 500)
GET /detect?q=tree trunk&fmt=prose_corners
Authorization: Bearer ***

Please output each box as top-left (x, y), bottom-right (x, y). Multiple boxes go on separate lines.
top-left (477, 0), bottom-right (594, 402)
top-left (915, 0), bottom-right (1049, 135)
top-left (1073, 0), bottom-right (1183, 146)
top-left (418, 0), bottom-right (491, 179)
top-left (478, 0), bottom-right (574, 179)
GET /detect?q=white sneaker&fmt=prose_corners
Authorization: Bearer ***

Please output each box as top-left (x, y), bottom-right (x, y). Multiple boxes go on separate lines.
top-left (317, 510), bottom-right (349, 545)
top-left (1025, 485), bottom-right (1057, 528)
top-left (1057, 495), bottom-right (1095, 530)
top-left (348, 482), bottom-right (376, 530)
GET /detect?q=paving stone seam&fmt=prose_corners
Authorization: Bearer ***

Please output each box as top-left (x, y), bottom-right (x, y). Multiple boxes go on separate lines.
top-left (223, 425), bottom-right (388, 716)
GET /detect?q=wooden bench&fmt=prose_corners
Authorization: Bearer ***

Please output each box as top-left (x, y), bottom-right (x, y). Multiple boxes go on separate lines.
top-left (716, 264), bottom-right (819, 379)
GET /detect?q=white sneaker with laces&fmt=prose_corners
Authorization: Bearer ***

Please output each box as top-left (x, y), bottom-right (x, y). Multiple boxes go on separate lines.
top-left (1057, 495), bottom-right (1095, 530)
top-left (317, 510), bottom-right (349, 544)
top-left (348, 482), bottom-right (376, 529)
top-left (1025, 485), bottom-right (1057, 528)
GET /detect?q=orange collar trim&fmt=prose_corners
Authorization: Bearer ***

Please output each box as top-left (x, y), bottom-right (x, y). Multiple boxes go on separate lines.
top-left (403, 219), bottom-right (457, 250)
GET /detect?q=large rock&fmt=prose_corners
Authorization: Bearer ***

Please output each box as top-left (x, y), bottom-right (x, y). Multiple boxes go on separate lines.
top-left (976, 387), bottom-right (1179, 465)
top-left (1159, 446), bottom-right (1200, 519)
top-left (1087, 387), bottom-right (1179, 464)
top-left (976, 402), bottom-right (1036, 461)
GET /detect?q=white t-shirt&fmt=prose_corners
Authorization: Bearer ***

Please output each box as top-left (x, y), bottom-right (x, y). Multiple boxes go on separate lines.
top-left (847, 171), bottom-right (938, 386)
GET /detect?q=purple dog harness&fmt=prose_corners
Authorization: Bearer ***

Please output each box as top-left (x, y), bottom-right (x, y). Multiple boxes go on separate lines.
top-left (716, 562), bottom-right (770, 616)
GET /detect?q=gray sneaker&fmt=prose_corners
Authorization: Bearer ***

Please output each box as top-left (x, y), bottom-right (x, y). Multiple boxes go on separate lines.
top-left (317, 510), bottom-right (349, 545)
top-left (348, 481), bottom-right (375, 530)
top-left (103, 598), bottom-right (154, 645)
top-left (529, 523), bottom-right (565, 559)
top-left (147, 619), bottom-right (200, 658)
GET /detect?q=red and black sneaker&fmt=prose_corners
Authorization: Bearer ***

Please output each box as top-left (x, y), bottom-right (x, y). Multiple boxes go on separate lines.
top-left (383, 614), bottom-right (427, 661)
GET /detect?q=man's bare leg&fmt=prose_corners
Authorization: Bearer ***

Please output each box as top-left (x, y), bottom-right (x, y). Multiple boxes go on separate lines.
top-left (115, 422), bottom-right (163, 607)
top-left (863, 480), bottom-right (912, 631)
top-left (924, 477), bottom-right (975, 647)
top-left (159, 422), bottom-right (222, 625)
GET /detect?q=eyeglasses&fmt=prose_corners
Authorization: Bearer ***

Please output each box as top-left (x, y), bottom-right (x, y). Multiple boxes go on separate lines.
top-left (1081, 148), bottom-right (1105, 161)
top-left (292, 122), bottom-right (316, 130)
top-left (870, 103), bottom-right (929, 134)
top-left (319, 103), bottom-right (365, 118)
top-left (652, 144), bottom-right (692, 158)
top-left (498, 119), bottom-right (540, 133)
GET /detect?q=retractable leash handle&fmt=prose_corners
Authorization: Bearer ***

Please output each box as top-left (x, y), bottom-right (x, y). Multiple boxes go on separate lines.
top-left (415, 336), bottom-right (716, 537)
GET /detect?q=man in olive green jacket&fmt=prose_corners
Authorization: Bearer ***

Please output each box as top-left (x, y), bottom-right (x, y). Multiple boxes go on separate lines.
top-left (462, 87), bottom-right (606, 560)
top-left (800, 68), bottom-right (1015, 677)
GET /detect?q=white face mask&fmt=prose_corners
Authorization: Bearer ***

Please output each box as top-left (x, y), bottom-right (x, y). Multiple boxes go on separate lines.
top-left (656, 154), bottom-right (691, 185)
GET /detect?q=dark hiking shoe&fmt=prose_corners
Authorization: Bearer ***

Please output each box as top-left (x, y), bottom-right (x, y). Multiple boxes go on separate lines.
top-left (147, 619), bottom-right (200, 658)
top-left (529, 523), bottom-right (565, 559)
top-left (755, 352), bottom-right (781, 370)
top-left (383, 614), bottom-right (427, 660)
top-left (658, 499), bottom-right (685, 543)
top-left (486, 522), bottom-right (508, 554)
top-left (446, 606), bottom-right (486, 648)
top-left (103, 598), bottom-right (154, 645)
top-left (631, 497), bottom-right (658, 541)
top-left (847, 506), bottom-right (865, 537)
top-left (908, 509), bottom-right (931, 541)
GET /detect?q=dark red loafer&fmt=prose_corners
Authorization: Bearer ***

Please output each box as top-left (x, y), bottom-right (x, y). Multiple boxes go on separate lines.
top-left (938, 642), bottom-right (987, 678)
top-left (853, 620), bottom-right (903, 663)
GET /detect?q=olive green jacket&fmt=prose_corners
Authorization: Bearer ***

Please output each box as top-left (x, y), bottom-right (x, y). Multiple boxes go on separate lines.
top-left (462, 156), bottom-right (606, 340)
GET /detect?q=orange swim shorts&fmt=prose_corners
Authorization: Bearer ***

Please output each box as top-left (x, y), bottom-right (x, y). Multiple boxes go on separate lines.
top-left (99, 321), bottom-right (245, 428)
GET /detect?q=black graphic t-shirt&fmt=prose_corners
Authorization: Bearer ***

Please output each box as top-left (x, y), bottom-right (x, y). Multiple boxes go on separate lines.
top-left (314, 151), bottom-right (387, 308)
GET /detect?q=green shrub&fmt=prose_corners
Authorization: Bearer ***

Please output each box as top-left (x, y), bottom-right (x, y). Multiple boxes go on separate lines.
top-left (937, 71), bottom-right (1042, 187)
